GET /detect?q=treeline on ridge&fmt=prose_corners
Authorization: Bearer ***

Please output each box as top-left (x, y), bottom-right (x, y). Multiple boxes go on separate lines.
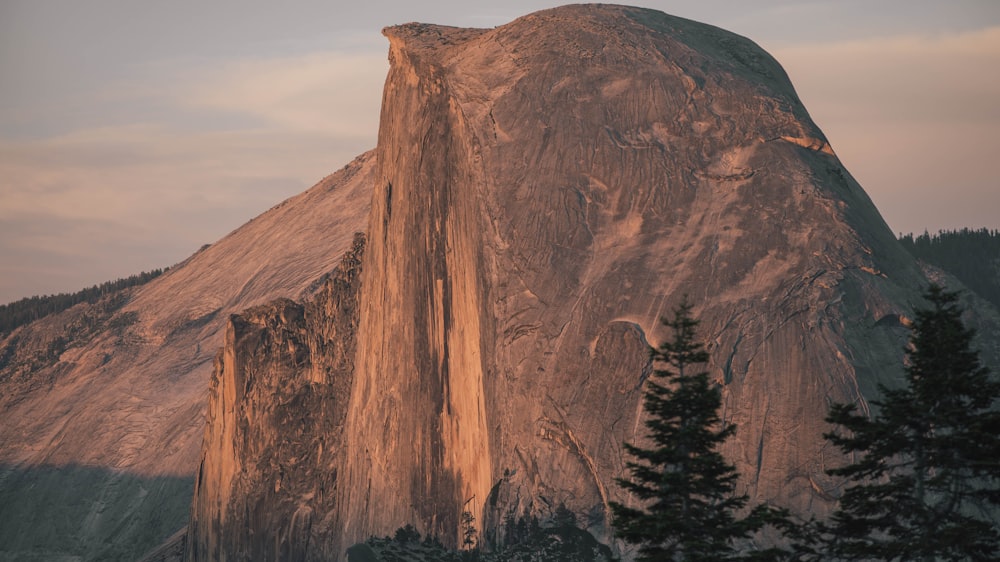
top-left (0, 268), bottom-right (166, 335)
top-left (899, 228), bottom-right (1000, 309)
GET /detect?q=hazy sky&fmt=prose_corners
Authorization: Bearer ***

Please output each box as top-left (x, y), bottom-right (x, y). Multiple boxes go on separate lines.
top-left (1, 1), bottom-right (999, 304)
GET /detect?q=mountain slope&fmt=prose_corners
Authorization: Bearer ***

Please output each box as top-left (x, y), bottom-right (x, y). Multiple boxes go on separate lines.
top-left (0, 152), bottom-right (374, 562)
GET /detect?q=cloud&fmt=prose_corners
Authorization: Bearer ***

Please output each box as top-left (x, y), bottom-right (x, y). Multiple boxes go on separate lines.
top-left (1, 126), bottom-right (362, 215)
top-left (5, 24), bottom-right (1000, 303)
top-left (772, 26), bottom-right (1000, 121)
top-left (140, 50), bottom-right (389, 136)
top-left (768, 27), bottom-right (1000, 234)
top-left (0, 49), bottom-right (386, 303)
top-left (0, 212), bottom-right (175, 301)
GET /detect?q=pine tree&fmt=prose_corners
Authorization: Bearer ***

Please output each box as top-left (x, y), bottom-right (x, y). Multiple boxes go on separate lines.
top-left (610, 298), bottom-right (784, 561)
top-left (822, 284), bottom-right (1000, 561)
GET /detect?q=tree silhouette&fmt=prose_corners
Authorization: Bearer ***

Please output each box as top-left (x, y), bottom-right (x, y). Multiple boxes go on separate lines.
top-left (610, 298), bottom-right (785, 561)
top-left (822, 284), bottom-right (1000, 561)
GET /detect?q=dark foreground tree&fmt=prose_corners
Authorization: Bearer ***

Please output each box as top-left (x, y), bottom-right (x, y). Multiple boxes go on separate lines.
top-left (821, 284), bottom-right (1000, 561)
top-left (610, 298), bottom-right (786, 561)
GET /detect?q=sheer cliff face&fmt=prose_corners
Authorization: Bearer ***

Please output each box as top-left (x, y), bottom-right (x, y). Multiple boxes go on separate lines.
top-left (338, 4), bottom-right (927, 548)
top-left (187, 5), bottom-right (941, 560)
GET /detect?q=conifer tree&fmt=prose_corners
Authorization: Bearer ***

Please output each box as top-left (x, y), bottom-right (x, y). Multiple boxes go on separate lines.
top-left (610, 298), bottom-right (783, 561)
top-left (822, 284), bottom-right (1000, 561)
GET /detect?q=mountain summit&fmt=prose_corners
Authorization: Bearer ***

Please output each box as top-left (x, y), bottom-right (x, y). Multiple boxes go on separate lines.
top-left (185, 4), bottom-right (941, 560)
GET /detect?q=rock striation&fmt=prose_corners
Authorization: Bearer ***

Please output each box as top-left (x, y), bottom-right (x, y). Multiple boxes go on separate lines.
top-left (182, 5), bottom-right (1000, 561)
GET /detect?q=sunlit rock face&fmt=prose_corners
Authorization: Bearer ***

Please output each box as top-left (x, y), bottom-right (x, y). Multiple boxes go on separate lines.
top-left (0, 153), bottom-right (373, 562)
top-left (184, 4), bottom-right (975, 561)
top-left (335, 3), bottom-right (929, 554)
top-left (338, 1), bottom-right (932, 541)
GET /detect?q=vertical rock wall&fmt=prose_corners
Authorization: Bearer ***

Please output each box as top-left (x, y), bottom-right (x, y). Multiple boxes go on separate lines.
top-left (337, 27), bottom-right (495, 547)
top-left (187, 235), bottom-right (365, 561)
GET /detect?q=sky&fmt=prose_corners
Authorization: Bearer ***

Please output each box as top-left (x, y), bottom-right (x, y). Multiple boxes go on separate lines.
top-left (1, 1), bottom-right (999, 304)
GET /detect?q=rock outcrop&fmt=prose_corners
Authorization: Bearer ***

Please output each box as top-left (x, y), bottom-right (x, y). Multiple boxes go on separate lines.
top-left (0, 153), bottom-right (373, 562)
top-left (183, 5), bottom-right (998, 561)
top-left (187, 234), bottom-right (365, 561)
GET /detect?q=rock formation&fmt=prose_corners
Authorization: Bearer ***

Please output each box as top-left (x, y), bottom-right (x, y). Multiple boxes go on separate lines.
top-left (184, 5), bottom-right (1000, 561)
top-left (338, 3), bottom-right (925, 548)
top-left (187, 234), bottom-right (365, 561)
top-left (5, 5), bottom-right (998, 562)
top-left (0, 153), bottom-right (373, 561)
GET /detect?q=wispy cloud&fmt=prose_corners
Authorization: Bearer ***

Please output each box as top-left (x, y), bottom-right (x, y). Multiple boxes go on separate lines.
top-left (155, 51), bottom-right (388, 135)
top-left (0, 49), bottom-right (386, 302)
top-left (772, 27), bottom-right (1000, 121)
top-left (770, 26), bottom-right (1000, 234)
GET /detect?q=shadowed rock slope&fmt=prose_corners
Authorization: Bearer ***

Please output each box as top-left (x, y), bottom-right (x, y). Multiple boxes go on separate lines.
top-left (0, 152), bottom-right (373, 562)
top-left (182, 5), bottom-right (1000, 561)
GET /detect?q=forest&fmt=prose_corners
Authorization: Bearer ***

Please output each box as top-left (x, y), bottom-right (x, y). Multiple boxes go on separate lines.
top-left (898, 228), bottom-right (1000, 309)
top-left (0, 268), bottom-right (165, 334)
